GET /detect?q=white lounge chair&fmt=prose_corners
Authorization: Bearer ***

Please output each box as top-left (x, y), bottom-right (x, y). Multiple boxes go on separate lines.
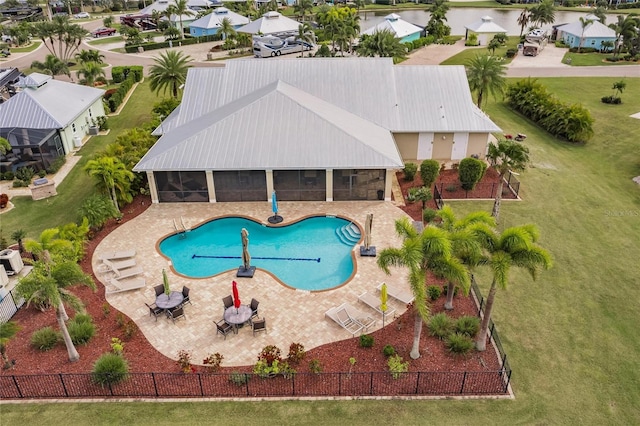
top-left (98, 258), bottom-right (137, 274)
top-left (377, 283), bottom-right (415, 305)
top-left (106, 277), bottom-right (146, 294)
top-left (358, 291), bottom-right (396, 318)
top-left (98, 250), bottom-right (136, 261)
top-left (110, 265), bottom-right (144, 281)
top-left (325, 303), bottom-right (375, 336)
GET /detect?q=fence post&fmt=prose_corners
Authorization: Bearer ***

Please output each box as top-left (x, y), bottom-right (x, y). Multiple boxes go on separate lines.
top-left (11, 375), bottom-right (23, 398)
top-left (338, 372), bottom-right (342, 395)
top-left (459, 371), bottom-right (467, 394)
top-left (245, 373), bottom-right (249, 396)
top-left (152, 372), bottom-right (158, 397)
top-left (370, 372), bottom-right (374, 395)
top-left (292, 374), bottom-right (295, 396)
top-left (198, 372), bottom-right (203, 396)
top-left (59, 373), bottom-right (69, 397)
top-left (415, 372), bottom-right (420, 394)
top-left (505, 370), bottom-right (512, 392)
top-left (108, 374), bottom-right (114, 396)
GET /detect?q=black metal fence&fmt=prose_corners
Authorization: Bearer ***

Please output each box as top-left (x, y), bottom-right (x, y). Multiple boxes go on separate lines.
top-left (0, 369), bottom-right (510, 399)
top-left (435, 171), bottom-right (521, 202)
top-left (433, 184), bottom-right (444, 209)
top-left (0, 289), bottom-right (24, 323)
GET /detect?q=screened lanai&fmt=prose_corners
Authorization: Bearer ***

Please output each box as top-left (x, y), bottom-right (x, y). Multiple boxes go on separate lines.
top-left (0, 127), bottom-right (64, 174)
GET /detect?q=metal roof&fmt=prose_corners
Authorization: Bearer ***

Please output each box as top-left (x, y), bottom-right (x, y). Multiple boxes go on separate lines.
top-left (556, 20), bottom-right (616, 38)
top-left (135, 80), bottom-right (402, 172)
top-left (464, 16), bottom-right (507, 34)
top-left (236, 11), bottom-right (301, 35)
top-left (361, 14), bottom-right (423, 39)
top-left (0, 73), bottom-right (105, 129)
top-left (189, 7), bottom-right (249, 29)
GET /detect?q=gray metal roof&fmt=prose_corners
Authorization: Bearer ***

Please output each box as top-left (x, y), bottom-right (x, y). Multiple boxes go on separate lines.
top-left (362, 14), bottom-right (423, 38)
top-left (189, 7), bottom-right (249, 29)
top-left (236, 11), bottom-right (301, 35)
top-left (136, 80), bottom-right (403, 171)
top-left (0, 73), bottom-right (105, 129)
top-left (557, 20), bottom-right (616, 38)
top-left (464, 16), bottom-right (507, 34)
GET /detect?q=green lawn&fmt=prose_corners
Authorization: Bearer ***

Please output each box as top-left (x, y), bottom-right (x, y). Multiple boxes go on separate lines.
top-left (563, 50), bottom-right (640, 66)
top-left (86, 35), bottom-right (124, 45)
top-left (1, 78), bottom-right (639, 424)
top-left (0, 81), bottom-right (157, 241)
top-left (440, 36), bottom-right (520, 65)
top-left (7, 41), bottom-right (41, 53)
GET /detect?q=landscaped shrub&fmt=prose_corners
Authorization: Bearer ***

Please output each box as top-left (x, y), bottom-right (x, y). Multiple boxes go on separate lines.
top-left (202, 352), bottom-right (224, 372)
top-left (229, 371), bottom-right (250, 385)
top-left (455, 315), bottom-right (480, 337)
top-left (176, 350), bottom-right (193, 373)
top-left (387, 354), bottom-right (409, 379)
top-left (0, 193), bottom-right (8, 208)
top-left (506, 78), bottom-right (594, 143)
top-left (287, 342), bottom-right (306, 363)
top-left (506, 48), bottom-right (518, 58)
top-left (359, 334), bottom-right (374, 348)
top-left (427, 285), bottom-right (442, 301)
top-left (465, 33), bottom-right (478, 46)
top-left (422, 208), bottom-right (438, 224)
top-left (46, 156), bottom-right (66, 175)
top-left (458, 157), bottom-right (487, 190)
top-left (15, 166), bottom-right (35, 183)
top-left (445, 184), bottom-right (457, 192)
top-left (403, 162), bottom-right (418, 181)
top-left (429, 312), bottom-right (454, 340)
top-left (445, 333), bottom-right (475, 355)
top-left (569, 47), bottom-right (598, 53)
top-left (409, 186), bottom-right (432, 209)
top-left (2, 171), bottom-right (14, 181)
top-left (258, 345), bottom-right (282, 366)
top-left (442, 284), bottom-right (459, 297)
top-left (601, 96), bottom-right (621, 104)
top-left (309, 358), bottom-right (322, 374)
top-left (383, 344), bottom-right (396, 357)
top-left (30, 327), bottom-right (59, 351)
top-left (420, 159), bottom-right (440, 188)
top-left (68, 314), bottom-right (96, 345)
top-left (79, 194), bottom-right (118, 231)
top-left (92, 353), bottom-right (129, 386)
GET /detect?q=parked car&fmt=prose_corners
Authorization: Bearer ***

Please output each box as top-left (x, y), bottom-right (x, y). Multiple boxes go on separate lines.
top-left (74, 11), bottom-right (90, 19)
top-left (91, 27), bottom-right (117, 37)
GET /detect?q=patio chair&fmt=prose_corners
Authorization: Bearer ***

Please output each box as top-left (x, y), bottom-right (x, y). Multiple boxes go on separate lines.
top-left (249, 298), bottom-right (259, 320)
top-left (222, 295), bottom-right (233, 311)
top-left (111, 265), bottom-right (143, 280)
top-left (145, 302), bottom-right (163, 321)
top-left (215, 319), bottom-right (234, 339)
top-left (181, 286), bottom-right (191, 307)
top-left (325, 303), bottom-right (366, 337)
top-left (168, 306), bottom-right (186, 323)
top-left (358, 291), bottom-right (396, 318)
top-left (99, 258), bottom-right (137, 274)
top-left (154, 284), bottom-right (165, 297)
top-left (252, 317), bottom-right (267, 336)
top-left (106, 277), bottom-right (146, 294)
top-left (376, 283), bottom-right (414, 305)
top-left (98, 250), bottom-right (136, 261)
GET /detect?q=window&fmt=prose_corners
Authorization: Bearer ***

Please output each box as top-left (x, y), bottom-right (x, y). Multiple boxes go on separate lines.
top-left (72, 123), bottom-right (76, 133)
top-left (88, 108), bottom-right (92, 118)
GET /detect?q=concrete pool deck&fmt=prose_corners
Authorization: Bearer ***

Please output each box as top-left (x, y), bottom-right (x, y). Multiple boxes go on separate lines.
top-left (94, 201), bottom-right (411, 366)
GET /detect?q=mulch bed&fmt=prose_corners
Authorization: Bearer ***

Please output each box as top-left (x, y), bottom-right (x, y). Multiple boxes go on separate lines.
top-left (1, 190), bottom-right (506, 396)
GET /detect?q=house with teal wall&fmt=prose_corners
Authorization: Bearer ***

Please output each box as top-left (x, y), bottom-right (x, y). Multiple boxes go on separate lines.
top-left (189, 7), bottom-right (249, 37)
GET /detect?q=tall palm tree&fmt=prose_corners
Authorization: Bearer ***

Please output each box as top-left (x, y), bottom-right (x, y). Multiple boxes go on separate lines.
top-left (465, 54), bottom-right (506, 109)
top-left (84, 156), bottom-right (135, 216)
top-left (170, 0), bottom-right (195, 40)
top-left (517, 8), bottom-right (531, 37)
top-left (487, 38), bottom-right (501, 55)
top-left (294, 0), bottom-right (313, 23)
top-left (24, 228), bottom-right (75, 266)
top-left (577, 17), bottom-right (594, 53)
top-left (473, 224), bottom-right (552, 351)
top-left (529, 0), bottom-right (556, 28)
top-left (16, 260), bottom-right (95, 362)
top-left (358, 29), bottom-right (407, 63)
top-left (30, 54), bottom-right (70, 79)
top-left (0, 321), bottom-right (20, 369)
top-left (74, 49), bottom-right (105, 65)
top-left (296, 23), bottom-right (315, 58)
top-left (77, 61), bottom-right (105, 86)
top-left (219, 17), bottom-right (236, 41)
top-left (609, 14), bottom-right (640, 58)
top-left (486, 139), bottom-right (530, 221)
top-left (378, 217), bottom-right (468, 359)
top-left (148, 50), bottom-right (192, 98)
top-left (436, 206), bottom-right (496, 310)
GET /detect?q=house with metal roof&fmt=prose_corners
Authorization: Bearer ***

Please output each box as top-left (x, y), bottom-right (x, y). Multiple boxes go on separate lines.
top-left (555, 16), bottom-right (616, 51)
top-left (236, 11), bottom-right (301, 35)
top-left (361, 14), bottom-right (423, 43)
top-left (134, 58), bottom-right (500, 204)
top-left (0, 73), bottom-right (105, 174)
top-left (189, 7), bottom-right (249, 37)
top-left (464, 16), bottom-right (507, 46)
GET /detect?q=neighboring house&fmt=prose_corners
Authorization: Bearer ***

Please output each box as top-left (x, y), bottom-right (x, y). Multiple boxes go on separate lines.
top-left (168, 12), bottom-right (199, 32)
top-left (189, 7), bottom-right (249, 37)
top-left (361, 13), bottom-right (423, 43)
top-left (138, 0), bottom-right (208, 15)
top-left (134, 59), bottom-right (500, 204)
top-left (0, 67), bottom-right (23, 103)
top-left (464, 16), bottom-right (507, 46)
top-left (0, 73), bottom-right (105, 173)
top-left (236, 11), bottom-right (301, 35)
top-left (555, 15), bottom-right (616, 51)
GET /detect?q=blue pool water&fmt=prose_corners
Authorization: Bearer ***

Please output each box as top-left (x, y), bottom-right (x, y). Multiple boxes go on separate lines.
top-left (159, 216), bottom-right (360, 291)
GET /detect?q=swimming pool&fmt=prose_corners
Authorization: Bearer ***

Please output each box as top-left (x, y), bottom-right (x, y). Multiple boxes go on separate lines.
top-left (159, 216), bottom-right (360, 291)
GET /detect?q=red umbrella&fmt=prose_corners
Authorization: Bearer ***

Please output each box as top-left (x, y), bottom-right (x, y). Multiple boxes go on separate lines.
top-left (232, 280), bottom-right (241, 309)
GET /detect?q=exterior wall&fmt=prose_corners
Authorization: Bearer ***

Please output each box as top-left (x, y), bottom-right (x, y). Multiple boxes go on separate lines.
top-left (400, 32), bottom-right (421, 43)
top-left (190, 27), bottom-right (219, 37)
top-left (466, 133), bottom-right (490, 159)
top-left (393, 132), bottom-right (418, 161)
top-left (562, 33), bottom-right (615, 50)
top-left (432, 133), bottom-right (454, 160)
top-left (58, 97), bottom-right (106, 153)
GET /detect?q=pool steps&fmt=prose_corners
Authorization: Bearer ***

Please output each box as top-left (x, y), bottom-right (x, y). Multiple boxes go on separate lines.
top-left (335, 223), bottom-right (361, 245)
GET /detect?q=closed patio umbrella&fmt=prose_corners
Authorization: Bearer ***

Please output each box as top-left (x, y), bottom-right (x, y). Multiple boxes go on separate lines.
top-left (232, 280), bottom-right (241, 311)
top-left (268, 191), bottom-right (283, 223)
top-left (380, 282), bottom-right (388, 328)
top-left (360, 213), bottom-right (376, 256)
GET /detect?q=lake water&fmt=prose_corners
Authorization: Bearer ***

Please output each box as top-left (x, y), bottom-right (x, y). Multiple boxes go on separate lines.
top-left (359, 8), bottom-right (623, 36)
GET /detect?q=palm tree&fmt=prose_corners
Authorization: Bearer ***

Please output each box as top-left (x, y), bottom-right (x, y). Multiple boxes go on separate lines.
top-left (170, 0), bottom-right (195, 40)
top-left (30, 54), bottom-right (70, 79)
top-left (465, 54), bottom-right (506, 110)
top-left (296, 23), bottom-right (315, 58)
top-left (74, 49), bottom-right (105, 65)
top-left (16, 260), bottom-right (95, 362)
top-left (358, 29), bottom-right (407, 63)
top-left (487, 38), bottom-right (501, 55)
top-left (294, 0), bottom-right (314, 23)
top-left (378, 217), bottom-right (468, 359)
top-left (473, 224), bottom-right (552, 351)
top-left (84, 156), bottom-right (135, 216)
top-left (486, 139), bottom-right (530, 221)
top-left (218, 17), bottom-right (236, 41)
top-left (517, 8), bottom-right (531, 37)
top-left (0, 321), bottom-right (20, 369)
top-left (425, 0), bottom-right (451, 40)
top-left (30, 15), bottom-right (88, 64)
top-left (611, 80), bottom-right (626, 98)
top-left (148, 50), bottom-right (192, 98)
top-left (436, 206), bottom-right (496, 310)
top-left (11, 229), bottom-right (27, 254)
top-left (529, 0), bottom-right (556, 28)
top-left (24, 228), bottom-right (75, 265)
top-left (609, 15), bottom-right (640, 58)
top-left (0, 137), bottom-right (11, 155)
top-left (77, 61), bottom-right (105, 86)
top-left (577, 17), bottom-right (594, 53)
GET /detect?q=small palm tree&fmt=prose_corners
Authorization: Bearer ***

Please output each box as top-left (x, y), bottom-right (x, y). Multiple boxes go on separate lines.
top-left (486, 139), bottom-right (530, 221)
top-left (0, 137), bottom-right (11, 155)
top-left (517, 8), bottom-right (531, 37)
top-left (612, 80), bottom-right (626, 98)
top-left (171, 0), bottom-right (195, 40)
top-left (465, 54), bottom-right (507, 109)
top-left (24, 228), bottom-right (75, 266)
top-left (11, 229), bottom-right (27, 254)
top-left (358, 29), bottom-right (407, 63)
top-left (16, 261), bottom-right (96, 362)
top-left (84, 156), bottom-right (135, 216)
top-left (219, 17), bottom-right (236, 41)
top-left (148, 50), bottom-right (192, 98)
top-left (77, 62), bottom-right (105, 86)
top-left (296, 23), bottom-right (315, 58)
top-left (487, 38), bottom-right (501, 55)
top-left (294, 0), bottom-right (314, 22)
top-left (74, 49), bottom-right (105, 65)
top-left (31, 54), bottom-right (70, 79)
top-left (0, 321), bottom-right (20, 369)
top-left (577, 17), bottom-right (594, 53)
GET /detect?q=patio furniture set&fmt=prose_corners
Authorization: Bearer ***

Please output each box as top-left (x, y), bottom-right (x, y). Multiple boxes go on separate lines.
top-left (216, 297), bottom-right (265, 339)
top-left (146, 284), bottom-right (191, 323)
top-left (98, 251), bottom-right (146, 294)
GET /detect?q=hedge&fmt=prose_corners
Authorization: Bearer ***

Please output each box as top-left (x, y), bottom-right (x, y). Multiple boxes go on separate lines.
top-left (506, 78), bottom-right (594, 144)
top-left (106, 73), bottom-right (137, 113)
top-left (124, 34), bottom-right (222, 53)
top-left (111, 66), bottom-right (143, 84)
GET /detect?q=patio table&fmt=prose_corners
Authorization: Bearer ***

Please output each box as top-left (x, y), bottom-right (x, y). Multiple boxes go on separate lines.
top-left (156, 291), bottom-right (184, 311)
top-left (224, 305), bottom-right (252, 331)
